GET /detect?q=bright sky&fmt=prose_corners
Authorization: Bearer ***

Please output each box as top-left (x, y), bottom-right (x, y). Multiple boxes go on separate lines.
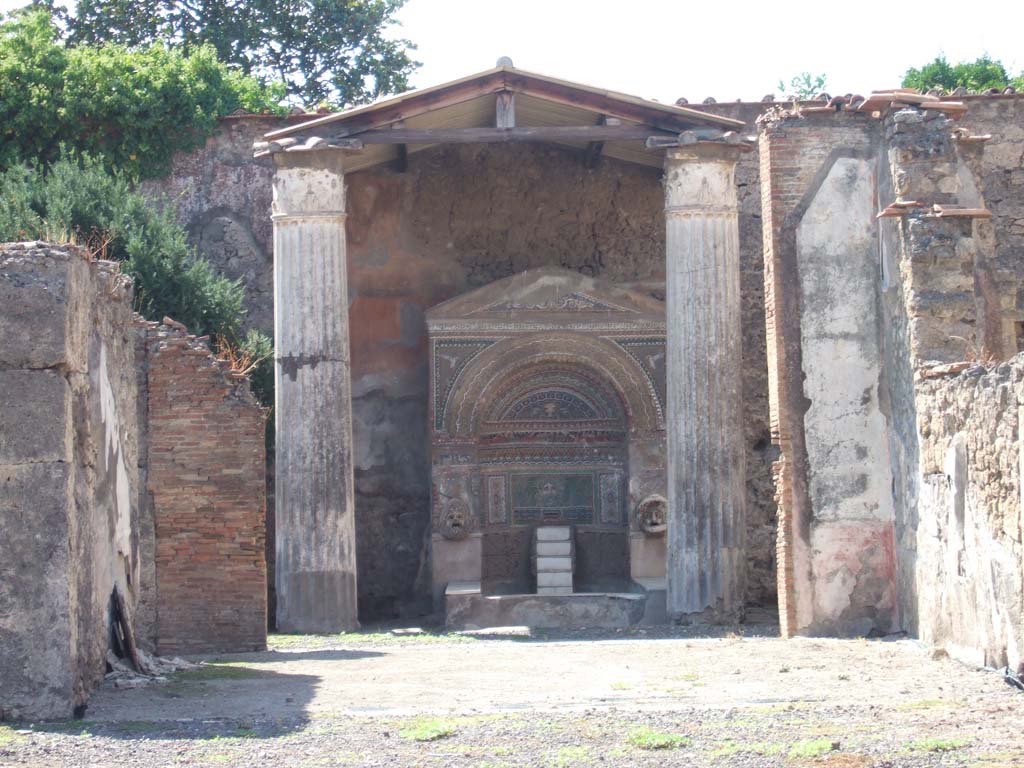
top-left (3, 0), bottom-right (1021, 101)
top-left (395, 0), bottom-right (1024, 101)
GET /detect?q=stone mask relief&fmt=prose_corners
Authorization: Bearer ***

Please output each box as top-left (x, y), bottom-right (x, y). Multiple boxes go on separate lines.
top-left (441, 498), bottom-right (471, 540)
top-left (637, 494), bottom-right (668, 536)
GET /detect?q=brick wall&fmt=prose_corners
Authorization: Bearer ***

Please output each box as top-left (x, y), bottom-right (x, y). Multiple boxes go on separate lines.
top-left (145, 323), bottom-right (267, 654)
top-left (758, 112), bottom-right (891, 637)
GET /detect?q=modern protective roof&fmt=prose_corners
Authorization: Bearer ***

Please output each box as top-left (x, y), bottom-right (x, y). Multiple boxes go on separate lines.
top-left (262, 62), bottom-right (745, 171)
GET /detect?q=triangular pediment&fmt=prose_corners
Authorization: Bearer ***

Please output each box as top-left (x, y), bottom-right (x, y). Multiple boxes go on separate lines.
top-left (261, 63), bottom-right (744, 172)
top-left (426, 268), bottom-right (664, 323)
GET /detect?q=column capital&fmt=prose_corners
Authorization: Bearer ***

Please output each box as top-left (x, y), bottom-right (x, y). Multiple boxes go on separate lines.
top-left (663, 141), bottom-right (745, 215)
top-left (664, 140), bottom-right (751, 165)
top-left (272, 150), bottom-right (347, 220)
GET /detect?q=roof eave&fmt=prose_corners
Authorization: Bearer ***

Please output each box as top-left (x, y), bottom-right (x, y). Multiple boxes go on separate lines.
top-left (265, 65), bottom-right (743, 141)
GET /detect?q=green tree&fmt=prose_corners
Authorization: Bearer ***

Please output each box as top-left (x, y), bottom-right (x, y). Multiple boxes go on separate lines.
top-left (777, 72), bottom-right (828, 100)
top-left (0, 7), bottom-right (285, 178)
top-left (63, 0), bottom-right (419, 107)
top-left (902, 55), bottom-right (1024, 93)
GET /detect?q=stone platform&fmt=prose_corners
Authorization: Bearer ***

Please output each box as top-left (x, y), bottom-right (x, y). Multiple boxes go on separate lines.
top-left (445, 581), bottom-right (666, 630)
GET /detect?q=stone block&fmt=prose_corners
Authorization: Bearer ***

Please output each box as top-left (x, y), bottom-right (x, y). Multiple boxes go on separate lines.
top-left (536, 556), bottom-right (573, 572)
top-left (537, 571), bottom-right (572, 588)
top-left (0, 369), bottom-right (70, 464)
top-left (536, 526), bottom-right (571, 542)
top-left (0, 250), bottom-right (77, 370)
top-left (431, 534), bottom-right (482, 607)
top-left (536, 541), bottom-right (571, 557)
top-left (537, 587), bottom-right (573, 595)
top-left (0, 461), bottom-right (74, 720)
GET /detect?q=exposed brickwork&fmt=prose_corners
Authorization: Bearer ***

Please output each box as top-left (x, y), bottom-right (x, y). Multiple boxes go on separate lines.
top-left (145, 323), bottom-right (267, 654)
top-left (757, 112), bottom-right (881, 637)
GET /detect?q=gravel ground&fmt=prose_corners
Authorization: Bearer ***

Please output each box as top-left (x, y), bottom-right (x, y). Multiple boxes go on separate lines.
top-left (2, 623), bottom-right (1021, 768)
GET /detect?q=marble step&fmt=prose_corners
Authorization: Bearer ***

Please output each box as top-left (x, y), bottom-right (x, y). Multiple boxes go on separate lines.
top-left (537, 571), bottom-right (573, 588)
top-left (536, 586), bottom-right (573, 596)
top-left (536, 556), bottom-right (573, 572)
top-left (536, 540), bottom-right (572, 557)
top-left (536, 526), bottom-right (571, 542)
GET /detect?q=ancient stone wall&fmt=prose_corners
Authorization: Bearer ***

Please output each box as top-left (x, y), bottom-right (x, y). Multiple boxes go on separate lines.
top-left (759, 93), bottom-right (1024, 659)
top-left (911, 362), bottom-right (1024, 671)
top-left (0, 242), bottom-right (140, 720)
top-left (874, 102), bottom-right (1023, 671)
top-left (759, 113), bottom-right (900, 637)
top-left (143, 323), bottom-right (267, 654)
top-left (147, 117), bottom-right (780, 616)
top-left (957, 96), bottom-right (1024, 295)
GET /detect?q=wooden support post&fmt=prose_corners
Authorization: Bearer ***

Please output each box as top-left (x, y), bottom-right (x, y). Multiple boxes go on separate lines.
top-left (496, 91), bottom-right (515, 128)
top-left (585, 116), bottom-right (618, 168)
top-left (392, 121), bottom-right (407, 173)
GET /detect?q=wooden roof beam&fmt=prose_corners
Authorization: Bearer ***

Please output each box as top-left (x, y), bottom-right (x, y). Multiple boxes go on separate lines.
top-left (266, 72), bottom-right (506, 140)
top-left (332, 125), bottom-right (676, 145)
top-left (501, 72), bottom-right (743, 132)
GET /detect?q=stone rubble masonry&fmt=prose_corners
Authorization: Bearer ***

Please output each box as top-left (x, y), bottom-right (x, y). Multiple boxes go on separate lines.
top-left (0, 242), bottom-right (139, 720)
top-left (884, 107), bottom-right (1012, 362)
top-left (957, 96), bottom-right (1024, 302)
top-left (880, 104), bottom-right (1023, 672)
top-left (143, 321), bottom-right (268, 655)
top-left (911, 361), bottom-right (1024, 671)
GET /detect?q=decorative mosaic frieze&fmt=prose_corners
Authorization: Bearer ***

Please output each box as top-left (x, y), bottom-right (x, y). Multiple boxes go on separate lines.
top-left (432, 338), bottom-right (497, 430)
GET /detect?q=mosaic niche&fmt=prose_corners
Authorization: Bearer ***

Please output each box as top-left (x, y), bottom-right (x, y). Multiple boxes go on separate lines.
top-left (510, 472), bottom-right (595, 525)
top-left (426, 268), bottom-right (668, 593)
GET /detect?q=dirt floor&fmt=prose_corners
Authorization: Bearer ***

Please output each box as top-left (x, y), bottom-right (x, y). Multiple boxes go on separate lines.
top-left (2, 623), bottom-right (1022, 768)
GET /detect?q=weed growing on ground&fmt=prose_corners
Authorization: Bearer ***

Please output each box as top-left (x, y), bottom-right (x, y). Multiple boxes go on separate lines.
top-left (627, 727), bottom-right (689, 750)
top-left (397, 717), bottom-right (458, 742)
top-left (909, 737), bottom-right (968, 752)
top-left (788, 738), bottom-right (836, 758)
top-left (551, 745), bottom-right (592, 767)
top-left (0, 726), bottom-right (23, 747)
top-left (709, 741), bottom-right (786, 757)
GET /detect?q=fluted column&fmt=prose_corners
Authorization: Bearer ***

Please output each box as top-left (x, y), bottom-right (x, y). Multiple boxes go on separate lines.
top-left (272, 151), bottom-right (358, 632)
top-left (664, 142), bottom-right (747, 620)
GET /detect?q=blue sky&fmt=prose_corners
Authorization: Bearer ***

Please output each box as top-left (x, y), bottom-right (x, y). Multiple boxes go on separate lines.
top-left (4, 0), bottom-right (1021, 102)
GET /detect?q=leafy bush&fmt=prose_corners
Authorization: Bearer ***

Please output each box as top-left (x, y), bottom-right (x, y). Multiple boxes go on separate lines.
top-left (0, 154), bottom-right (274, 408)
top-left (0, 8), bottom-right (285, 179)
top-left (0, 154), bottom-right (245, 337)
